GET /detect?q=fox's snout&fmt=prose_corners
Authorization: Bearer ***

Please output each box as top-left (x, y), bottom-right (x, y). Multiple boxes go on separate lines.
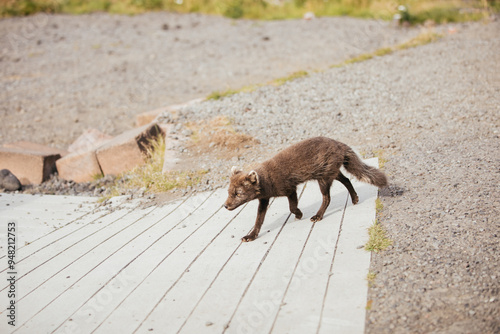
top-left (223, 202), bottom-right (237, 211)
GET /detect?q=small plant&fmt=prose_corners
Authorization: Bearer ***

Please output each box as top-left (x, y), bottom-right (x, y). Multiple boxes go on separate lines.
top-left (375, 197), bottom-right (383, 214)
top-left (207, 71), bottom-right (309, 101)
top-left (124, 136), bottom-right (208, 193)
top-left (364, 220), bottom-right (392, 253)
top-left (207, 86), bottom-right (256, 100)
top-left (98, 136), bottom-right (208, 201)
top-left (396, 31), bottom-right (443, 51)
top-left (333, 31), bottom-right (443, 69)
top-left (270, 70), bottom-right (309, 86)
top-left (366, 271), bottom-right (377, 287)
top-left (371, 149), bottom-right (387, 169)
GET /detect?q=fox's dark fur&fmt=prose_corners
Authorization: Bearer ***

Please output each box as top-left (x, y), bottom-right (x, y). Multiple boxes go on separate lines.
top-left (224, 137), bottom-right (388, 242)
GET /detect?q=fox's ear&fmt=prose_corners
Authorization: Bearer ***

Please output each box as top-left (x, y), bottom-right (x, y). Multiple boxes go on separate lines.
top-left (231, 166), bottom-right (242, 176)
top-left (248, 170), bottom-right (259, 184)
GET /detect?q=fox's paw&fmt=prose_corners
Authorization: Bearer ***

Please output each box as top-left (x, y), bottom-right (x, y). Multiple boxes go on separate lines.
top-left (241, 234), bottom-right (257, 242)
top-left (352, 195), bottom-right (359, 205)
top-left (310, 215), bottom-right (323, 222)
top-left (294, 210), bottom-right (303, 220)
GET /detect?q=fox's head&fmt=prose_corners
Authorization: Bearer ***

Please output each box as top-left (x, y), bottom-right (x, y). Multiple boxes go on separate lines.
top-left (224, 166), bottom-right (260, 210)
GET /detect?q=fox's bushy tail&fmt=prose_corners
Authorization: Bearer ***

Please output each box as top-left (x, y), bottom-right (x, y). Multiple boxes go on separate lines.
top-left (343, 147), bottom-right (388, 188)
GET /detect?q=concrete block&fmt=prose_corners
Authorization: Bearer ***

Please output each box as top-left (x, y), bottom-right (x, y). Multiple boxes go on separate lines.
top-left (96, 123), bottom-right (162, 176)
top-left (0, 147), bottom-right (60, 185)
top-left (68, 129), bottom-right (112, 154)
top-left (56, 151), bottom-right (103, 183)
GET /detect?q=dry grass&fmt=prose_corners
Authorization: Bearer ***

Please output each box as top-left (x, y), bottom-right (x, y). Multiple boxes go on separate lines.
top-left (207, 71), bottom-right (309, 101)
top-left (99, 136), bottom-right (207, 201)
top-left (334, 30), bottom-right (443, 68)
top-left (187, 116), bottom-right (259, 152)
top-left (396, 30), bottom-right (443, 50)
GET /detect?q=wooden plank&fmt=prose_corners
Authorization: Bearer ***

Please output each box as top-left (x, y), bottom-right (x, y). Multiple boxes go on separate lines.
top-left (0, 196), bottom-right (148, 268)
top-left (0, 207), bottom-right (109, 267)
top-left (133, 189), bottom-right (252, 333)
top-left (5, 206), bottom-right (154, 329)
top-left (46, 193), bottom-right (220, 332)
top-left (86, 190), bottom-right (227, 334)
top-left (318, 158), bottom-right (379, 334)
top-left (269, 182), bottom-right (349, 334)
top-left (0, 194), bottom-right (96, 262)
top-left (222, 182), bottom-right (348, 334)
top-left (0, 205), bottom-right (137, 298)
top-left (177, 186), bottom-right (306, 334)
top-left (12, 194), bottom-right (206, 333)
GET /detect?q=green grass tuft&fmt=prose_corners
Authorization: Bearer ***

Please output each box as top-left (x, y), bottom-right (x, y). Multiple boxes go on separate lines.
top-left (207, 71), bottom-right (308, 101)
top-left (366, 271), bottom-right (377, 287)
top-left (365, 220), bottom-right (392, 253)
top-left (270, 70), bottom-right (309, 86)
top-left (333, 30), bottom-right (443, 69)
top-left (375, 197), bottom-right (383, 214)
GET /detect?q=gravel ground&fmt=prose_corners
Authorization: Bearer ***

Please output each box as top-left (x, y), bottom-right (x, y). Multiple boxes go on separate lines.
top-left (2, 11), bottom-right (499, 333)
top-left (1, 12), bottom-right (417, 148)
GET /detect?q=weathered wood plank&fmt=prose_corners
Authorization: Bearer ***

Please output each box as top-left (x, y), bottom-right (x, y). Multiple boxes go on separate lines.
top-left (318, 158), bottom-right (379, 334)
top-left (178, 186), bottom-right (306, 334)
top-left (15, 194), bottom-right (208, 333)
top-left (270, 182), bottom-right (349, 334)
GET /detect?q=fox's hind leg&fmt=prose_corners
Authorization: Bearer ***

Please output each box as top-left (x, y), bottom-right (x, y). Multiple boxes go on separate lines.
top-left (311, 177), bottom-right (334, 222)
top-left (336, 172), bottom-right (359, 204)
top-left (287, 190), bottom-right (303, 220)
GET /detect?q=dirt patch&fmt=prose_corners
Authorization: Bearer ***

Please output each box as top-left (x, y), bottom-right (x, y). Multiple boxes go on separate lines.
top-left (186, 116), bottom-right (259, 153)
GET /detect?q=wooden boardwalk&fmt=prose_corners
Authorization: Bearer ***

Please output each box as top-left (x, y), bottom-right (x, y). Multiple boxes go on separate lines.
top-left (0, 159), bottom-right (379, 334)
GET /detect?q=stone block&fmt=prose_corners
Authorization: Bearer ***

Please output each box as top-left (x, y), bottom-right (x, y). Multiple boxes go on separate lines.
top-left (56, 151), bottom-right (103, 183)
top-left (0, 147), bottom-right (60, 185)
top-left (68, 129), bottom-right (112, 154)
top-left (96, 123), bottom-right (163, 176)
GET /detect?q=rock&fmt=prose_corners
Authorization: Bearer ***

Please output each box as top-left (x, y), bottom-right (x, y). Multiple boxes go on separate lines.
top-left (56, 150), bottom-right (103, 183)
top-left (0, 169), bottom-right (22, 191)
top-left (0, 146), bottom-right (61, 185)
top-left (96, 123), bottom-right (163, 176)
top-left (68, 129), bottom-right (112, 154)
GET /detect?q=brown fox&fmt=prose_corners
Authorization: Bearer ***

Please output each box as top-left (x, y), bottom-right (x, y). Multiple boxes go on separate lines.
top-left (224, 137), bottom-right (387, 242)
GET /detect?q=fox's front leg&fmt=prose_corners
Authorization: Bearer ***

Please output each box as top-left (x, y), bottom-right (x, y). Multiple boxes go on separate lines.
top-left (242, 198), bottom-right (269, 242)
top-left (287, 191), bottom-right (303, 220)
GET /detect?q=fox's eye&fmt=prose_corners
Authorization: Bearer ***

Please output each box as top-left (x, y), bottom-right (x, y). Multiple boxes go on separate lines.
top-left (236, 193), bottom-right (242, 197)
